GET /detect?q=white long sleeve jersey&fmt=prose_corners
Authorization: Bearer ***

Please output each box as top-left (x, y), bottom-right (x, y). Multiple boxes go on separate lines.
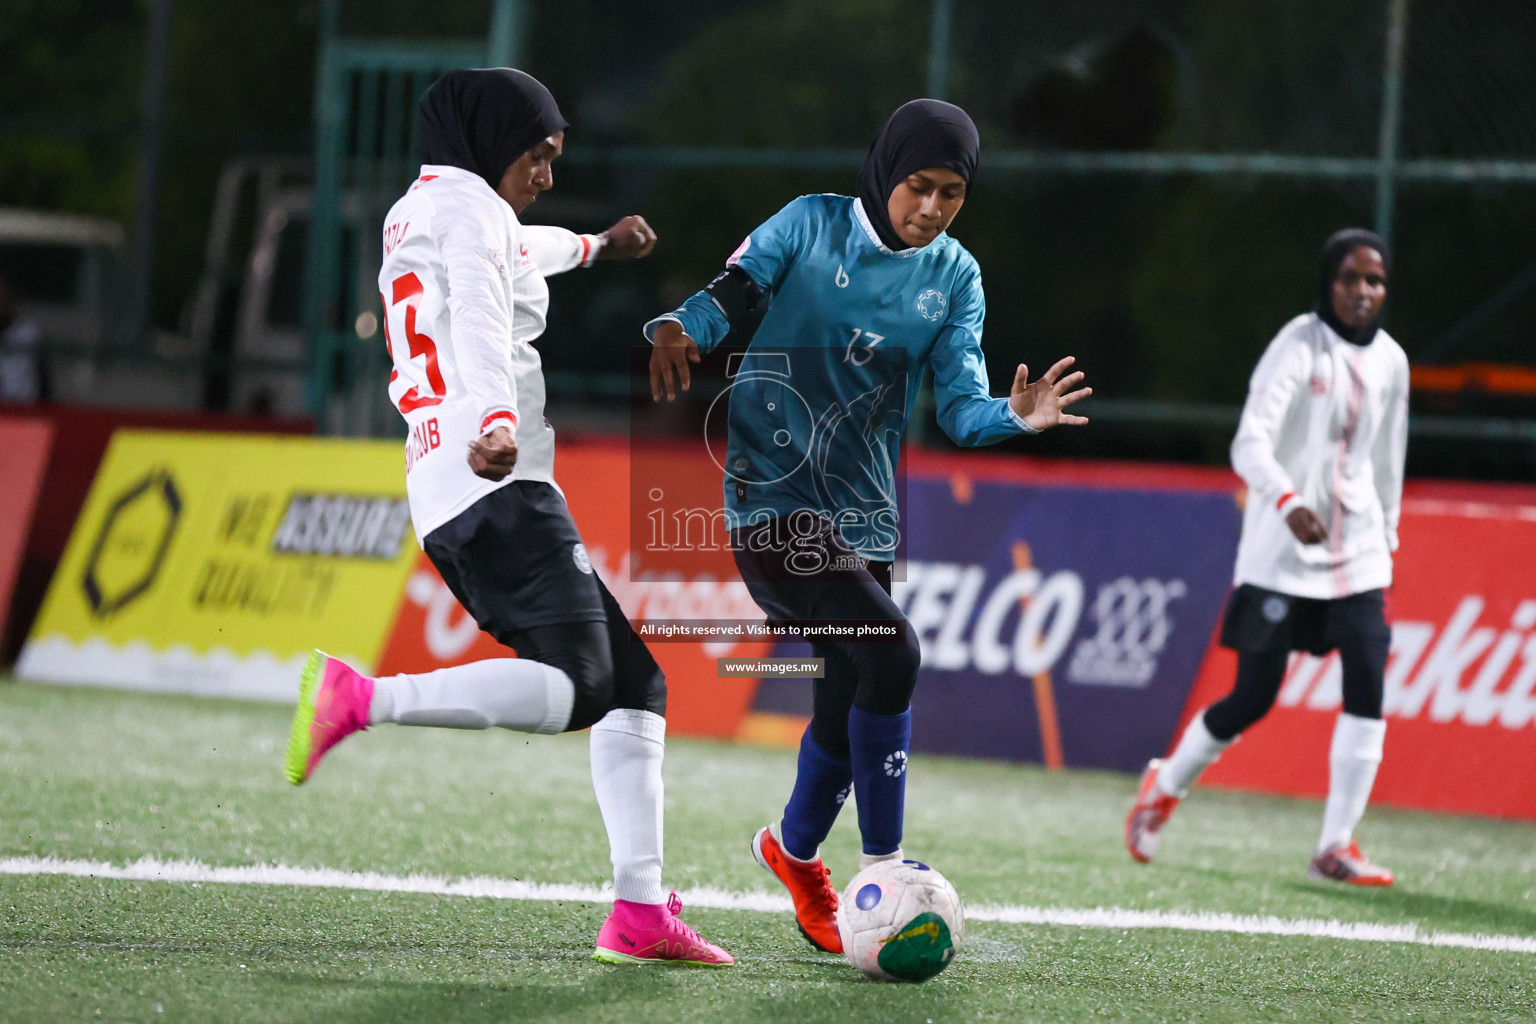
top-left (1230, 312), bottom-right (1409, 599)
top-left (378, 164), bottom-right (603, 542)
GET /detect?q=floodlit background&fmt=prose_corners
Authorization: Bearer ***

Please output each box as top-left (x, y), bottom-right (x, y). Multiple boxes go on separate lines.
top-left (3, 4), bottom-right (1536, 1021)
top-left (4, 0), bottom-right (1536, 471)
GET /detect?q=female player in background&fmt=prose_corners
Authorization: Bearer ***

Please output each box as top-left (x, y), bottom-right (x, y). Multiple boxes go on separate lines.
top-left (1126, 228), bottom-right (1409, 886)
top-left (284, 68), bottom-right (731, 966)
top-left (647, 99), bottom-right (1091, 951)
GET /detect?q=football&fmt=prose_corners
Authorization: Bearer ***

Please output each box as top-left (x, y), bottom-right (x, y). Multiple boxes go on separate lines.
top-left (837, 858), bottom-right (965, 982)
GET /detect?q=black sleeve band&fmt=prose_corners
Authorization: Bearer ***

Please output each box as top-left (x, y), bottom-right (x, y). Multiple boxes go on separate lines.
top-left (702, 265), bottom-right (762, 331)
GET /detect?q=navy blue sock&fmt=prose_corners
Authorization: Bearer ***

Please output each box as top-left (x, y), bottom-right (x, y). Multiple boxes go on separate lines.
top-left (779, 728), bottom-right (853, 861)
top-left (848, 706), bottom-right (911, 856)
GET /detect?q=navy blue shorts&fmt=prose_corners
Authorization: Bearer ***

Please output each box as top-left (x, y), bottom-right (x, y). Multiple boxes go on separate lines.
top-left (423, 481), bottom-right (606, 642)
top-left (1219, 583), bottom-right (1389, 656)
top-left (731, 515), bottom-right (919, 735)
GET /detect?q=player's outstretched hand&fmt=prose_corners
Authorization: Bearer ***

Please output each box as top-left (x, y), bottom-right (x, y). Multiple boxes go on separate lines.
top-left (468, 425), bottom-right (518, 481)
top-left (649, 319), bottom-right (701, 402)
top-left (1286, 506), bottom-right (1329, 545)
top-left (599, 215), bottom-right (658, 260)
top-left (1009, 357), bottom-right (1091, 431)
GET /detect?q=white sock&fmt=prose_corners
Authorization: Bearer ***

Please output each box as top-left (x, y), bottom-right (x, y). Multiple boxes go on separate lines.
top-left (368, 659), bottom-right (574, 735)
top-left (858, 848), bottom-right (903, 871)
top-left (1156, 711), bottom-right (1234, 798)
top-left (770, 820), bottom-right (818, 864)
top-left (1317, 713), bottom-right (1386, 853)
top-left (590, 708), bottom-right (667, 904)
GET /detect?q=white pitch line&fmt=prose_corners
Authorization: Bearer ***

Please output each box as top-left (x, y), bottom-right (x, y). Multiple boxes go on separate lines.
top-left (3, 855), bottom-right (1534, 956)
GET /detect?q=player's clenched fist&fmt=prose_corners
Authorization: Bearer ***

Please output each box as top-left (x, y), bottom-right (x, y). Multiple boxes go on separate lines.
top-left (1285, 506), bottom-right (1329, 545)
top-left (599, 215), bottom-right (658, 260)
top-left (467, 425), bottom-right (518, 481)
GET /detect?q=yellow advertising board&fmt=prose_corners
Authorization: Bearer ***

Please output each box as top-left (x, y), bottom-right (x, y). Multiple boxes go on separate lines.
top-left (18, 430), bottom-right (416, 701)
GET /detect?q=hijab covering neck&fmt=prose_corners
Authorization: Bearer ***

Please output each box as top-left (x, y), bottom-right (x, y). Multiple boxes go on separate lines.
top-left (417, 68), bottom-right (568, 191)
top-left (1316, 227), bottom-right (1391, 346)
top-left (856, 99), bottom-right (980, 252)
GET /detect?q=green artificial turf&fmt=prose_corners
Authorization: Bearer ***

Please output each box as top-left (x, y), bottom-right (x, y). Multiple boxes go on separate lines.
top-left (2, 681), bottom-right (1534, 1023)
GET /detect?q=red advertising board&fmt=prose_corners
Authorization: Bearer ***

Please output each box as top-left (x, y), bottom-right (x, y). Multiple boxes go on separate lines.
top-left (0, 418), bottom-right (54, 644)
top-left (0, 405), bottom-right (312, 663)
top-left (376, 439), bottom-right (770, 737)
top-left (372, 431), bottom-right (1536, 821)
top-left (375, 442), bottom-right (1247, 746)
top-left (1180, 485), bottom-right (1536, 821)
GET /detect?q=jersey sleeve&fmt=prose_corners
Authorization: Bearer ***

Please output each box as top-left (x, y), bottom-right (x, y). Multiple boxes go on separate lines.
top-left (929, 262), bottom-right (1027, 446)
top-left (1374, 346), bottom-right (1410, 552)
top-left (1230, 327), bottom-right (1311, 516)
top-left (521, 224), bottom-right (603, 277)
top-left (642, 196), bottom-right (811, 353)
top-left (437, 198), bottom-right (520, 433)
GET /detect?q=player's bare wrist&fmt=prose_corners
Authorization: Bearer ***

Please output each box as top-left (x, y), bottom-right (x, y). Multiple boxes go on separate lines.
top-left (479, 412), bottom-right (517, 439)
top-left (1008, 403), bottom-right (1041, 434)
top-left (578, 233), bottom-right (605, 266)
top-left (1277, 492), bottom-right (1307, 518)
top-left (643, 314), bottom-right (686, 346)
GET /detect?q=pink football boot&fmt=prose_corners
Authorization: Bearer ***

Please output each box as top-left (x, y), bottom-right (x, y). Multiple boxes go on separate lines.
top-left (284, 649), bottom-right (373, 785)
top-left (594, 894), bottom-right (734, 966)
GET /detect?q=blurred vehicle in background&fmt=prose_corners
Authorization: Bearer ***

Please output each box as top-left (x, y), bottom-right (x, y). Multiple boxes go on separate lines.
top-left (0, 207), bottom-right (222, 410)
top-left (0, 208), bottom-right (125, 403)
top-left (0, 270), bottom-right (46, 403)
top-left (184, 155), bottom-right (641, 430)
top-left (1, 165), bottom-right (371, 421)
top-left (185, 158), bottom-right (316, 418)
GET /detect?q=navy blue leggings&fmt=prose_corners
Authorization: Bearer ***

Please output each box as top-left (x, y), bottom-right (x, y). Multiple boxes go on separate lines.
top-left (732, 517), bottom-right (921, 758)
top-left (1205, 631), bottom-right (1387, 742)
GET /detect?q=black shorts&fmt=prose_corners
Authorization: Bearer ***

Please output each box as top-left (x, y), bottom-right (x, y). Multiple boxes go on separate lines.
top-left (1219, 583), bottom-right (1389, 656)
top-left (423, 481), bottom-right (606, 641)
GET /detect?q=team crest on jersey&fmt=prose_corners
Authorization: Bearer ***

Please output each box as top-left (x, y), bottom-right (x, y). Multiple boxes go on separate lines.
top-left (916, 288), bottom-right (946, 322)
top-left (1262, 595), bottom-right (1289, 623)
top-left (572, 543), bottom-right (593, 574)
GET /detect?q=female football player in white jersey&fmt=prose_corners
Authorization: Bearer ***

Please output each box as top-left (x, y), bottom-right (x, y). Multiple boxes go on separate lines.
top-left (283, 68), bottom-right (731, 966)
top-left (1126, 228), bottom-right (1409, 886)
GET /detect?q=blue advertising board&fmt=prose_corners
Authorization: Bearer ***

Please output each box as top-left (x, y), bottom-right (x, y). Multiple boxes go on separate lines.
top-left (750, 477), bottom-right (1242, 771)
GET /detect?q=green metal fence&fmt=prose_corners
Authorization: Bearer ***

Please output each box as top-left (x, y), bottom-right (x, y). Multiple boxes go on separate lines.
top-left (303, 0), bottom-right (528, 434)
top-left (303, 0), bottom-right (1536, 473)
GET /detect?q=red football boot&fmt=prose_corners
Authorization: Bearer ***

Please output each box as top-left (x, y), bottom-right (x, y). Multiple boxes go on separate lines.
top-left (752, 823), bottom-right (843, 953)
top-left (1309, 842), bottom-right (1395, 886)
top-left (1125, 758), bottom-right (1181, 864)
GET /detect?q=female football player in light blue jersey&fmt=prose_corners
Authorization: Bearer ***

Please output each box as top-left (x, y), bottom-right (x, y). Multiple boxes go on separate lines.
top-left (646, 99), bottom-right (1091, 953)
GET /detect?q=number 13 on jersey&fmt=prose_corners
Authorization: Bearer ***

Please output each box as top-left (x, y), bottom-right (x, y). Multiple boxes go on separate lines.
top-left (845, 327), bottom-right (885, 366)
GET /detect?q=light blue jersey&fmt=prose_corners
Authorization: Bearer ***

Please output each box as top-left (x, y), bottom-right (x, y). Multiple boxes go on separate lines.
top-left (646, 193), bottom-right (1029, 559)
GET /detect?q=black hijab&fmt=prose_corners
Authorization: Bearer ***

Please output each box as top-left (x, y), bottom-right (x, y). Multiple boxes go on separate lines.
top-left (417, 68), bottom-right (568, 190)
top-left (856, 99), bottom-right (980, 252)
top-left (1316, 227), bottom-right (1392, 346)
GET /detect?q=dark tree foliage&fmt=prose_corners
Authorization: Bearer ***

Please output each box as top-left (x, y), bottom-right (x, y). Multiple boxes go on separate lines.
top-left (3, 0), bottom-right (1534, 456)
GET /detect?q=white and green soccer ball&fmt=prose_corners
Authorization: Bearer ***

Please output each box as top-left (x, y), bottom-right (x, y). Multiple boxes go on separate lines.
top-left (837, 858), bottom-right (964, 982)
